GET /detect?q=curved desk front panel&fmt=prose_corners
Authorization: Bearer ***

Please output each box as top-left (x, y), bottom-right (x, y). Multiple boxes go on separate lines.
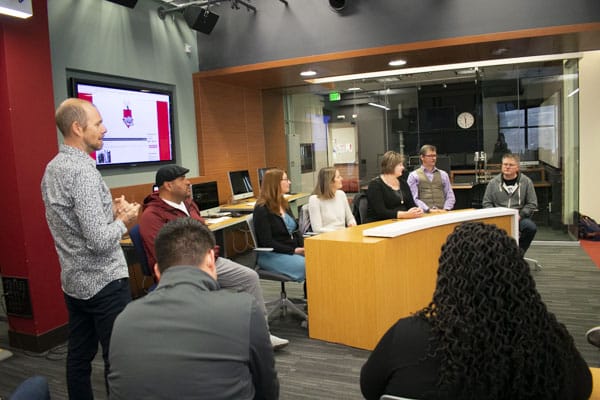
top-left (304, 209), bottom-right (516, 350)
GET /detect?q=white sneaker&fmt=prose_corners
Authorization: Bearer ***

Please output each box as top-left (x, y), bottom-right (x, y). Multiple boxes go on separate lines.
top-left (269, 334), bottom-right (289, 351)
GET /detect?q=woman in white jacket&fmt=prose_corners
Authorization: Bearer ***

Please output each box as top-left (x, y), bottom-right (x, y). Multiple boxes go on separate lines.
top-left (307, 167), bottom-right (357, 233)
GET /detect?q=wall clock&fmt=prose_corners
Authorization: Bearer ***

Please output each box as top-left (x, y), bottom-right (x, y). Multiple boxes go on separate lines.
top-left (457, 112), bottom-right (475, 129)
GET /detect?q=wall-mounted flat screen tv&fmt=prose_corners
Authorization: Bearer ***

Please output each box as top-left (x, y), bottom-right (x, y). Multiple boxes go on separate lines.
top-left (69, 75), bottom-right (175, 169)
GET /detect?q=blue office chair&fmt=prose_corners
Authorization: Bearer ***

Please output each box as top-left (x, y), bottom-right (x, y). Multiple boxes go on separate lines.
top-left (129, 224), bottom-right (156, 292)
top-left (246, 214), bottom-right (307, 325)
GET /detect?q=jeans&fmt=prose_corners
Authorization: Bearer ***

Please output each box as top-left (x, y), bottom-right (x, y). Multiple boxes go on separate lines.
top-left (257, 252), bottom-right (306, 281)
top-left (519, 217), bottom-right (537, 253)
top-left (64, 278), bottom-right (131, 400)
top-left (9, 376), bottom-right (50, 400)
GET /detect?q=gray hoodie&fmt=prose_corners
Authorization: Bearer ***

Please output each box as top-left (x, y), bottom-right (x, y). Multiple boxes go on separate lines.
top-left (482, 172), bottom-right (538, 218)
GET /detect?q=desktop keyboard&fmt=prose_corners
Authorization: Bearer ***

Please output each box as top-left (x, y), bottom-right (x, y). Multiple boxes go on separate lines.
top-left (206, 216), bottom-right (232, 225)
top-left (210, 211), bottom-right (231, 218)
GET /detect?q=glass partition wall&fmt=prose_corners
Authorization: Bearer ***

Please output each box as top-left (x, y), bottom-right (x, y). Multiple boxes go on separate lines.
top-left (281, 58), bottom-right (580, 240)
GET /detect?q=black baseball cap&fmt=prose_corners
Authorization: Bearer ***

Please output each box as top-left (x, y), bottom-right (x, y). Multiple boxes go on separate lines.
top-left (155, 165), bottom-right (189, 187)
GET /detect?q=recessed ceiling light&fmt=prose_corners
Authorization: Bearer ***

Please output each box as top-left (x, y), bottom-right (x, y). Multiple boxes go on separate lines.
top-left (300, 70), bottom-right (317, 77)
top-left (388, 59), bottom-right (407, 67)
top-left (347, 87), bottom-right (362, 91)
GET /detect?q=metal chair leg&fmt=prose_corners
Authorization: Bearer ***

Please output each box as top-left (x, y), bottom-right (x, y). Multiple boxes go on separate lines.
top-left (525, 257), bottom-right (542, 271)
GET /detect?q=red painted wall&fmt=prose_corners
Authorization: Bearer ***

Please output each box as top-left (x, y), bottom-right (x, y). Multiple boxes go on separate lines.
top-left (0, 0), bottom-right (67, 338)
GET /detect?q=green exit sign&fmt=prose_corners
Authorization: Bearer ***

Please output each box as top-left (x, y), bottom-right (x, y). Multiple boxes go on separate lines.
top-left (329, 91), bottom-right (341, 101)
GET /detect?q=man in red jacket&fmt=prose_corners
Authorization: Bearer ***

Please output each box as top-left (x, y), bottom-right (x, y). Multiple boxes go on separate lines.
top-left (139, 165), bottom-right (288, 350)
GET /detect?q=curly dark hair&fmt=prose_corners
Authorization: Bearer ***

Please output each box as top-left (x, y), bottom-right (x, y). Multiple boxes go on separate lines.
top-left (418, 222), bottom-right (577, 400)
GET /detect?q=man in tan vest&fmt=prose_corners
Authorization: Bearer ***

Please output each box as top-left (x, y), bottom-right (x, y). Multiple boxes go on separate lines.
top-left (407, 144), bottom-right (455, 212)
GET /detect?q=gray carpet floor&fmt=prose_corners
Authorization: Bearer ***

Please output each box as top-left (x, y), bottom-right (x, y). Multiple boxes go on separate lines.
top-left (0, 242), bottom-right (598, 399)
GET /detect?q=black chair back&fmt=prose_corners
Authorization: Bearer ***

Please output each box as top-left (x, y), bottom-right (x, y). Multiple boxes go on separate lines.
top-left (470, 182), bottom-right (488, 209)
top-left (129, 224), bottom-right (153, 278)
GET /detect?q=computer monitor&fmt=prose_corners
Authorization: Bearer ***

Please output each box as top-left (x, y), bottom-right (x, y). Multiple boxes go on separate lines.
top-left (191, 181), bottom-right (220, 215)
top-left (257, 167), bottom-right (274, 188)
top-left (228, 170), bottom-right (254, 201)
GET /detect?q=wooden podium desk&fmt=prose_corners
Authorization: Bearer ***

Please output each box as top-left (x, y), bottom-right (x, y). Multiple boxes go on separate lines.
top-left (304, 208), bottom-right (518, 350)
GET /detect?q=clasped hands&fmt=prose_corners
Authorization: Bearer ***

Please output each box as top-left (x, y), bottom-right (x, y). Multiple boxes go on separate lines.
top-left (397, 207), bottom-right (424, 219)
top-left (113, 195), bottom-right (141, 226)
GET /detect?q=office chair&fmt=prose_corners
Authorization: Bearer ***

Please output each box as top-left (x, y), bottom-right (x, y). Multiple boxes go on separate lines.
top-left (524, 254), bottom-right (542, 271)
top-left (469, 182), bottom-right (489, 209)
top-left (380, 395), bottom-right (420, 400)
top-left (523, 209), bottom-right (542, 271)
top-left (471, 184), bottom-right (542, 271)
top-left (298, 203), bottom-right (313, 236)
top-left (246, 214), bottom-right (308, 325)
top-left (586, 326), bottom-right (600, 349)
top-left (129, 224), bottom-right (156, 292)
top-left (352, 192), bottom-right (369, 224)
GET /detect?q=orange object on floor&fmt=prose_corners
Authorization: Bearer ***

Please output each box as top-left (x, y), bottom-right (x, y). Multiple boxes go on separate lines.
top-left (580, 240), bottom-right (600, 269)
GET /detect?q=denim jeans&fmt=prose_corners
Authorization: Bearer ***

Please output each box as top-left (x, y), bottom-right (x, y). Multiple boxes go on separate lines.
top-left (9, 376), bottom-right (50, 400)
top-left (519, 217), bottom-right (537, 253)
top-left (64, 278), bottom-right (131, 400)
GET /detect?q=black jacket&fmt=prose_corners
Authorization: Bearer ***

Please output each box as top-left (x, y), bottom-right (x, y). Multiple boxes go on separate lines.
top-left (366, 176), bottom-right (417, 222)
top-left (253, 204), bottom-right (303, 254)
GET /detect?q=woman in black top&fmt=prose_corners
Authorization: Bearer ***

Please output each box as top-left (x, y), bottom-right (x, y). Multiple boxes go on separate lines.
top-left (365, 150), bottom-right (423, 222)
top-left (360, 222), bottom-right (592, 400)
top-left (252, 168), bottom-right (305, 281)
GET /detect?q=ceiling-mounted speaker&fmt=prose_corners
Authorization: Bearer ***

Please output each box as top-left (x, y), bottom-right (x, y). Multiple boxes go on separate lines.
top-left (329, 0), bottom-right (347, 11)
top-left (184, 6), bottom-right (220, 35)
top-left (106, 0), bottom-right (138, 8)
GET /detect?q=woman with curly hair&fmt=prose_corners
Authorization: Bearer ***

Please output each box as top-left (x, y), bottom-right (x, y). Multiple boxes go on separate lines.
top-left (360, 222), bottom-right (592, 400)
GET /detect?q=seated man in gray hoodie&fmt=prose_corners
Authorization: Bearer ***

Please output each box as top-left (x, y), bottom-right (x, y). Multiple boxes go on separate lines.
top-left (482, 153), bottom-right (538, 252)
top-left (108, 218), bottom-right (279, 400)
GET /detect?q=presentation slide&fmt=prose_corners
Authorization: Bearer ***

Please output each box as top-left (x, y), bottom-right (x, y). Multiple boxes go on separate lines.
top-left (77, 83), bottom-right (172, 166)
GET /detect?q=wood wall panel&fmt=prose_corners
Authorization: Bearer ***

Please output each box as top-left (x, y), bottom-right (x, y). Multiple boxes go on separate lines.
top-left (263, 91), bottom-right (288, 171)
top-left (193, 78), bottom-right (266, 203)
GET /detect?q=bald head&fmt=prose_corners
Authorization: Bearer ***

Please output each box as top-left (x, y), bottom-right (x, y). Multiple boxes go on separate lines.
top-left (55, 98), bottom-right (95, 137)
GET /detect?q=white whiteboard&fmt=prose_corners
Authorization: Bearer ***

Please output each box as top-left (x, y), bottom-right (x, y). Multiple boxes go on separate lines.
top-left (331, 126), bottom-right (357, 164)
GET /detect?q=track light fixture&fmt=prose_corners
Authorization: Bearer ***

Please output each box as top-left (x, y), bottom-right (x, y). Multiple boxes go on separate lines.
top-left (106, 0), bottom-right (138, 8)
top-left (157, 0), bottom-right (288, 33)
top-left (183, 5), bottom-right (220, 35)
top-left (329, 0), bottom-right (347, 11)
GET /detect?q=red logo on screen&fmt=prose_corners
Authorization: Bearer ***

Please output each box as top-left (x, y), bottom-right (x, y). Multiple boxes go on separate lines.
top-left (122, 106), bottom-right (134, 128)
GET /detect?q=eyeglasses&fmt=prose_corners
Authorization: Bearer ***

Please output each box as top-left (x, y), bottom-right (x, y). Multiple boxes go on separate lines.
top-left (422, 154), bottom-right (437, 158)
top-left (502, 163), bottom-right (517, 167)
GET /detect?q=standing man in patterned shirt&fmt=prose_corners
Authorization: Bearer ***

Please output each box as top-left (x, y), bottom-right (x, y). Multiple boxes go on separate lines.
top-left (41, 98), bottom-right (140, 399)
